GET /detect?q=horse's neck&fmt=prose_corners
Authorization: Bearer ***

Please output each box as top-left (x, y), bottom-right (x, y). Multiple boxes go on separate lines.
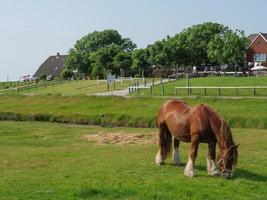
top-left (209, 114), bottom-right (233, 153)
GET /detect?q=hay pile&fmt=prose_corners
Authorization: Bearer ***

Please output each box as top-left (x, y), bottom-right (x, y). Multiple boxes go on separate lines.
top-left (81, 131), bottom-right (158, 145)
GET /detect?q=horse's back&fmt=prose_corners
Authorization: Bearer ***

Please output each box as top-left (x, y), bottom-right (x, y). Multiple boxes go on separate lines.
top-left (157, 99), bottom-right (189, 127)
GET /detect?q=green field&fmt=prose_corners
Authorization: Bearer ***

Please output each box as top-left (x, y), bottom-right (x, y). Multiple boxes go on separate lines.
top-left (1, 95), bottom-right (267, 129)
top-left (133, 76), bottom-right (267, 96)
top-left (0, 81), bottom-right (31, 90)
top-left (20, 80), bottom-right (131, 96)
top-left (0, 121), bottom-right (266, 200)
top-left (6, 79), bottom-right (155, 96)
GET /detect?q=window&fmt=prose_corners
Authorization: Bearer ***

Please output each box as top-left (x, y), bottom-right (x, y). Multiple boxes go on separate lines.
top-left (253, 53), bottom-right (267, 62)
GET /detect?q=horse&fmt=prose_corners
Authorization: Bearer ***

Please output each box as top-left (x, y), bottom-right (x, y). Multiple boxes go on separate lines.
top-left (155, 99), bottom-right (238, 178)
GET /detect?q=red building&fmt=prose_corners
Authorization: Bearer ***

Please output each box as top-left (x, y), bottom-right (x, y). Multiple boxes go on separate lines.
top-left (246, 33), bottom-right (267, 67)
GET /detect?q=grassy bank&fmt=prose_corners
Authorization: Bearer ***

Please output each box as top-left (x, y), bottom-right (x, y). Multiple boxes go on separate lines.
top-left (1, 95), bottom-right (267, 129)
top-left (133, 76), bottom-right (267, 96)
top-left (0, 121), bottom-right (266, 200)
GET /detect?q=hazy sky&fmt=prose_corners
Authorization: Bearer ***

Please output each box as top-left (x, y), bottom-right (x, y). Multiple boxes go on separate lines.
top-left (1, 0), bottom-right (266, 81)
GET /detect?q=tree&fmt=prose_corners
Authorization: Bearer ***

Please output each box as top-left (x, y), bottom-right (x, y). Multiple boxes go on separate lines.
top-left (208, 30), bottom-right (249, 68)
top-left (90, 44), bottom-right (121, 79)
top-left (180, 22), bottom-right (228, 65)
top-left (131, 48), bottom-right (150, 77)
top-left (66, 29), bottom-right (136, 78)
top-left (113, 51), bottom-right (133, 77)
top-left (164, 34), bottom-right (192, 69)
top-left (61, 69), bottom-right (74, 80)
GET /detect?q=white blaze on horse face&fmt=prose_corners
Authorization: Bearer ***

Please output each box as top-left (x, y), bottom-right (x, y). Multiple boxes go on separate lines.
top-left (184, 158), bottom-right (194, 177)
top-left (173, 148), bottom-right (181, 165)
top-left (155, 151), bottom-right (164, 165)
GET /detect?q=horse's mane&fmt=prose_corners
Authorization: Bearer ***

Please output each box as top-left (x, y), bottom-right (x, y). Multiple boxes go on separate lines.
top-left (203, 104), bottom-right (233, 145)
top-left (203, 104), bottom-right (225, 124)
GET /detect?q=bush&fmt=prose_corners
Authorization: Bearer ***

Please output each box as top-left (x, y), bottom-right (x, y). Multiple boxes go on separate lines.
top-left (61, 69), bottom-right (74, 80)
top-left (40, 74), bottom-right (47, 80)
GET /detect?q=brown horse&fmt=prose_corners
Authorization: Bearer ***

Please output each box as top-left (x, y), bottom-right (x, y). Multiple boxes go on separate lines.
top-left (155, 99), bottom-right (238, 178)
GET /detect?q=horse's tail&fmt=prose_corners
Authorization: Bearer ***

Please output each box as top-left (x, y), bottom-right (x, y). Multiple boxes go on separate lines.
top-left (158, 122), bottom-right (172, 159)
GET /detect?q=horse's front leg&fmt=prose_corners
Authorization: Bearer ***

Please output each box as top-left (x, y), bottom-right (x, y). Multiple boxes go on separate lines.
top-left (184, 135), bottom-right (199, 177)
top-left (207, 142), bottom-right (220, 176)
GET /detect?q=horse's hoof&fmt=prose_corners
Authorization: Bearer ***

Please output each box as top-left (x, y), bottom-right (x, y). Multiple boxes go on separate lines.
top-left (155, 160), bottom-right (164, 165)
top-left (155, 155), bottom-right (164, 165)
top-left (184, 169), bottom-right (194, 177)
top-left (208, 169), bottom-right (220, 176)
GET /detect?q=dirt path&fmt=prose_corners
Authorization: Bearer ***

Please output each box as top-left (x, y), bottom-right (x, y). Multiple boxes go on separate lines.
top-left (90, 79), bottom-right (171, 97)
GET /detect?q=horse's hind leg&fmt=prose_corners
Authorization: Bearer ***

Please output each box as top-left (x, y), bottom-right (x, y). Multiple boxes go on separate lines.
top-left (207, 142), bottom-right (220, 176)
top-left (173, 138), bottom-right (182, 165)
top-left (155, 123), bottom-right (172, 165)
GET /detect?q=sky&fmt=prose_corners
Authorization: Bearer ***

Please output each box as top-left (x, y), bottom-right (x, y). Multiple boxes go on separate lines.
top-left (0, 0), bottom-right (267, 81)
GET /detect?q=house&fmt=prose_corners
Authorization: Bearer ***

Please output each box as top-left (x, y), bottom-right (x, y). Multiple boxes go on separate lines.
top-left (246, 33), bottom-right (267, 67)
top-left (33, 53), bottom-right (68, 79)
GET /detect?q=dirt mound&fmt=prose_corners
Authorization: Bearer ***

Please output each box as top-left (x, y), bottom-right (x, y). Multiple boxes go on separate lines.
top-left (81, 131), bottom-right (158, 145)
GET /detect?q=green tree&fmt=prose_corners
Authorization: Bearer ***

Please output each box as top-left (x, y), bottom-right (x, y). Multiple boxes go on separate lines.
top-left (113, 51), bottom-right (133, 77)
top-left (66, 29), bottom-right (136, 78)
top-left (131, 48), bottom-right (150, 77)
top-left (61, 69), bottom-right (74, 80)
top-left (208, 30), bottom-right (249, 68)
top-left (180, 22), bottom-right (228, 65)
top-left (90, 44), bottom-right (121, 79)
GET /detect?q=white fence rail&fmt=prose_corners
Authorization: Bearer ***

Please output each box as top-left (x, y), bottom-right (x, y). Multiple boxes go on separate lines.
top-left (175, 86), bottom-right (267, 96)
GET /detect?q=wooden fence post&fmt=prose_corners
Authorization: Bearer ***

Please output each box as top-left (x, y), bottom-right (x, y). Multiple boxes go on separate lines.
top-left (218, 87), bottom-right (221, 96)
top-left (150, 86), bottom-right (153, 95)
top-left (162, 85), bottom-right (165, 96)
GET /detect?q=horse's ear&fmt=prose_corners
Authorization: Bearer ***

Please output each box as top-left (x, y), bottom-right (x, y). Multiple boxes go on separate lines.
top-left (235, 144), bottom-right (240, 149)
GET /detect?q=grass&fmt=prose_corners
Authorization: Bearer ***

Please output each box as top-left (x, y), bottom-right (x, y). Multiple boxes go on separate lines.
top-left (1, 78), bottom-right (162, 96)
top-left (0, 81), bottom-right (31, 90)
top-left (0, 95), bottom-right (267, 129)
top-left (0, 121), bottom-right (266, 200)
top-left (14, 79), bottom-right (152, 96)
top-left (134, 76), bottom-right (267, 96)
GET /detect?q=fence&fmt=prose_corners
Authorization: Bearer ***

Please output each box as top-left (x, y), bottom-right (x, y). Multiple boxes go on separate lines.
top-left (15, 80), bottom-right (66, 93)
top-left (174, 86), bottom-right (267, 96)
top-left (128, 84), bottom-right (267, 96)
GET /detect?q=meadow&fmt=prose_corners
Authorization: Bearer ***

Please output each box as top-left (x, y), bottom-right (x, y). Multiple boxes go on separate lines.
top-left (1, 78), bottom-right (158, 96)
top-left (133, 76), bottom-right (267, 96)
top-left (0, 121), bottom-right (266, 200)
top-left (0, 76), bottom-right (267, 199)
top-left (0, 95), bottom-right (267, 129)
top-left (0, 81), bottom-right (30, 90)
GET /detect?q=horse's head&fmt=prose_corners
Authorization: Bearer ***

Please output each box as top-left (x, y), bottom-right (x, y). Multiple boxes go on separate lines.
top-left (217, 122), bottom-right (239, 178)
top-left (217, 144), bottom-right (239, 178)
